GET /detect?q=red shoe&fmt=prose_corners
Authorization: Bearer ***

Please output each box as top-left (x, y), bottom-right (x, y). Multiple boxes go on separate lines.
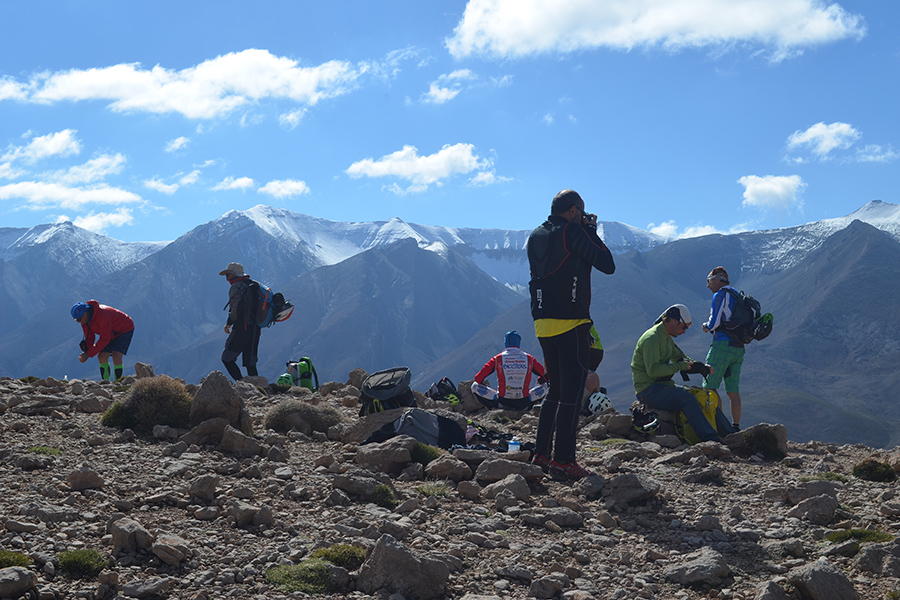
top-left (549, 460), bottom-right (596, 481)
top-left (531, 453), bottom-right (552, 473)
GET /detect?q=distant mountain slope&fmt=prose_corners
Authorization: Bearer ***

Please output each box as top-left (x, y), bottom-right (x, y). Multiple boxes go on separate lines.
top-left (0, 222), bottom-right (166, 337)
top-left (158, 238), bottom-right (524, 384)
top-left (417, 218), bottom-right (900, 448)
top-left (4, 201), bottom-right (900, 448)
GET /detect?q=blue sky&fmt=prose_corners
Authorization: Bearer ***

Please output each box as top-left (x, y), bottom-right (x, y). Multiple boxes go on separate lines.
top-left (1, 1), bottom-right (897, 242)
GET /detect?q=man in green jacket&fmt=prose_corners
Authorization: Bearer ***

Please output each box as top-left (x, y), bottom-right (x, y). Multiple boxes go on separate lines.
top-left (631, 304), bottom-right (721, 443)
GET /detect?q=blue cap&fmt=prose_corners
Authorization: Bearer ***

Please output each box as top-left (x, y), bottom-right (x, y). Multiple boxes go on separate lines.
top-left (71, 302), bottom-right (88, 320)
top-left (504, 331), bottom-right (521, 348)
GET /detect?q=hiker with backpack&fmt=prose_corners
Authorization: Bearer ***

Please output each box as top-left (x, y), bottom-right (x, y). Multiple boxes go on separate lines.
top-left (72, 300), bottom-right (135, 381)
top-left (219, 262), bottom-right (261, 381)
top-left (527, 189), bottom-right (616, 480)
top-left (701, 266), bottom-right (746, 431)
top-left (471, 330), bottom-right (548, 411)
top-left (631, 304), bottom-right (722, 444)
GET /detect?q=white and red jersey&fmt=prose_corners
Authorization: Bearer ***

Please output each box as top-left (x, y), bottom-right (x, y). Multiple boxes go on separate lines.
top-left (474, 347), bottom-right (546, 400)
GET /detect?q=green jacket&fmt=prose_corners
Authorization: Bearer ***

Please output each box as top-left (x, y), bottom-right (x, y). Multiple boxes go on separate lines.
top-left (631, 322), bottom-right (692, 394)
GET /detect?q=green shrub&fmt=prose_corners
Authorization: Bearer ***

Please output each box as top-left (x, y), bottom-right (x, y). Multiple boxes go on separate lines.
top-left (100, 401), bottom-right (133, 429)
top-left (852, 459), bottom-right (897, 483)
top-left (28, 446), bottom-right (62, 456)
top-left (593, 438), bottom-right (629, 447)
top-left (417, 481), bottom-right (450, 498)
top-left (18, 376), bottom-right (40, 383)
top-left (58, 548), bottom-right (107, 579)
top-left (266, 559), bottom-right (334, 593)
top-left (263, 399), bottom-right (342, 434)
top-left (410, 443), bottom-right (442, 466)
top-left (100, 375), bottom-right (191, 433)
top-left (309, 544), bottom-right (366, 571)
top-left (0, 549), bottom-right (32, 568)
top-left (799, 472), bottom-right (849, 483)
top-left (825, 529), bottom-right (893, 544)
top-left (371, 483), bottom-right (398, 509)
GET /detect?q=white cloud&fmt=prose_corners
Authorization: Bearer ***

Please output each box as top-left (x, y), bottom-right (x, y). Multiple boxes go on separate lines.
top-left (446, 0), bottom-right (866, 61)
top-left (346, 143), bottom-right (491, 192)
top-left (2, 129), bottom-right (82, 163)
top-left (165, 136), bottom-right (190, 152)
top-left (423, 82), bottom-right (461, 104)
top-left (738, 174), bottom-right (806, 210)
top-left (854, 144), bottom-right (898, 163)
top-left (180, 170), bottom-right (201, 185)
top-left (49, 153), bottom-right (126, 185)
top-left (469, 171), bottom-right (512, 186)
top-left (258, 179), bottom-right (310, 198)
top-left (647, 221), bottom-right (736, 239)
top-left (0, 77), bottom-right (28, 101)
top-left (647, 220), bottom-right (679, 238)
top-left (421, 69), bottom-right (476, 104)
top-left (0, 180), bottom-right (142, 210)
top-left (0, 161), bottom-right (24, 180)
top-left (787, 121), bottom-right (860, 157)
top-left (212, 176), bottom-right (255, 191)
top-left (279, 108), bottom-right (307, 129)
top-left (21, 49), bottom-right (365, 119)
top-left (542, 113), bottom-right (554, 125)
top-left (144, 178), bottom-right (178, 195)
top-left (73, 208), bottom-right (134, 233)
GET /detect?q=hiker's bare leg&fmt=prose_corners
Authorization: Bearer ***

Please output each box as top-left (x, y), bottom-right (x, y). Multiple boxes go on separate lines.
top-left (727, 391), bottom-right (741, 426)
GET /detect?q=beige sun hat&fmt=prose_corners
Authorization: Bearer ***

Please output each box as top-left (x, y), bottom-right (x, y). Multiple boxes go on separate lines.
top-left (218, 262), bottom-right (245, 277)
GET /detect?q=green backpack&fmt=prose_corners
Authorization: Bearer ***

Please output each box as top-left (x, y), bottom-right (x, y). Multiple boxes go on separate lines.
top-left (287, 358), bottom-right (319, 392)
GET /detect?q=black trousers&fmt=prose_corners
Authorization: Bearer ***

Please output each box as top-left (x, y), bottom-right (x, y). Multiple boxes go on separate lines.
top-left (222, 323), bottom-right (261, 380)
top-left (535, 322), bottom-right (591, 464)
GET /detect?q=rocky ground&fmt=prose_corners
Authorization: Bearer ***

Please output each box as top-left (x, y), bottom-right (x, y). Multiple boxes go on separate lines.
top-left (2, 369), bottom-right (900, 600)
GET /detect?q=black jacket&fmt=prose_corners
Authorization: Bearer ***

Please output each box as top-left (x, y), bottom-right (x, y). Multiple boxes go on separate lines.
top-left (527, 215), bottom-right (615, 321)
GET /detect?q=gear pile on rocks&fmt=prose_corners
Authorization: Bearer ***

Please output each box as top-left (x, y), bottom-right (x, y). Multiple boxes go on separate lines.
top-left (2, 367), bottom-right (900, 600)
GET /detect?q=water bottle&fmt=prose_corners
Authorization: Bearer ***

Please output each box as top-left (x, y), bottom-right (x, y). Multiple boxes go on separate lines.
top-left (508, 437), bottom-right (520, 452)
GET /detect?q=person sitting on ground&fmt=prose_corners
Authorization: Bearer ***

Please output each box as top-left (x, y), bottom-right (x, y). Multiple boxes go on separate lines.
top-left (471, 331), bottom-right (548, 411)
top-left (630, 304), bottom-right (721, 443)
top-left (72, 300), bottom-right (135, 382)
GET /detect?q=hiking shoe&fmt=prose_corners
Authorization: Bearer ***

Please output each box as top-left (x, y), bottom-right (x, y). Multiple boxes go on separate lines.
top-left (549, 460), bottom-right (596, 481)
top-left (732, 423), bottom-right (741, 432)
top-left (531, 453), bottom-right (552, 473)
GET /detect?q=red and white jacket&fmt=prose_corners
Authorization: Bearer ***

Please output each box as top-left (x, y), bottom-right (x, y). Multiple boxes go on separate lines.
top-left (474, 347), bottom-right (546, 400)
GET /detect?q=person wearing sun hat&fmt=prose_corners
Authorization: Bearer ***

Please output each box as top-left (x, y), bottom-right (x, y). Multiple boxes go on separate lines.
top-left (72, 300), bottom-right (135, 381)
top-left (630, 303), bottom-right (722, 443)
top-left (219, 261), bottom-right (261, 381)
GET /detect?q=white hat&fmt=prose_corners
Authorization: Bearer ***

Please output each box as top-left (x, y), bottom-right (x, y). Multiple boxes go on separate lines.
top-left (218, 262), bottom-right (245, 277)
top-left (669, 304), bottom-right (692, 324)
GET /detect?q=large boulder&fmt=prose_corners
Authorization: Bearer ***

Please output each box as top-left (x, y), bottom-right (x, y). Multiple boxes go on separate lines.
top-left (357, 534), bottom-right (450, 600)
top-left (190, 371), bottom-right (253, 435)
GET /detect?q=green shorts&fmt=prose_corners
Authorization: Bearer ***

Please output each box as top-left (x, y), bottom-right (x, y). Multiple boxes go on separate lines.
top-left (702, 339), bottom-right (744, 394)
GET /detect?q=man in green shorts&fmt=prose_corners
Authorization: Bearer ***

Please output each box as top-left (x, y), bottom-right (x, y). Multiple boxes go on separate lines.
top-left (701, 266), bottom-right (745, 431)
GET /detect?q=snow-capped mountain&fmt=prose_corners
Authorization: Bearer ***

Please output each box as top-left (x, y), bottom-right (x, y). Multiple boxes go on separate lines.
top-left (0, 222), bottom-right (167, 337)
top-left (3, 200), bottom-right (900, 447)
top-left (231, 205), bottom-right (667, 293)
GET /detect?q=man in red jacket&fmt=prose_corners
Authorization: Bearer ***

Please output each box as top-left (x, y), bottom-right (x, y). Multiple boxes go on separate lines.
top-left (72, 300), bottom-right (135, 381)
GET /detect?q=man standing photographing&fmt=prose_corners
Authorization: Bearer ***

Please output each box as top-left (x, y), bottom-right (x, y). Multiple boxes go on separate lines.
top-left (702, 266), bottom-right (745, 431)
top-left (527, 189), bottom-right (615, 480)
